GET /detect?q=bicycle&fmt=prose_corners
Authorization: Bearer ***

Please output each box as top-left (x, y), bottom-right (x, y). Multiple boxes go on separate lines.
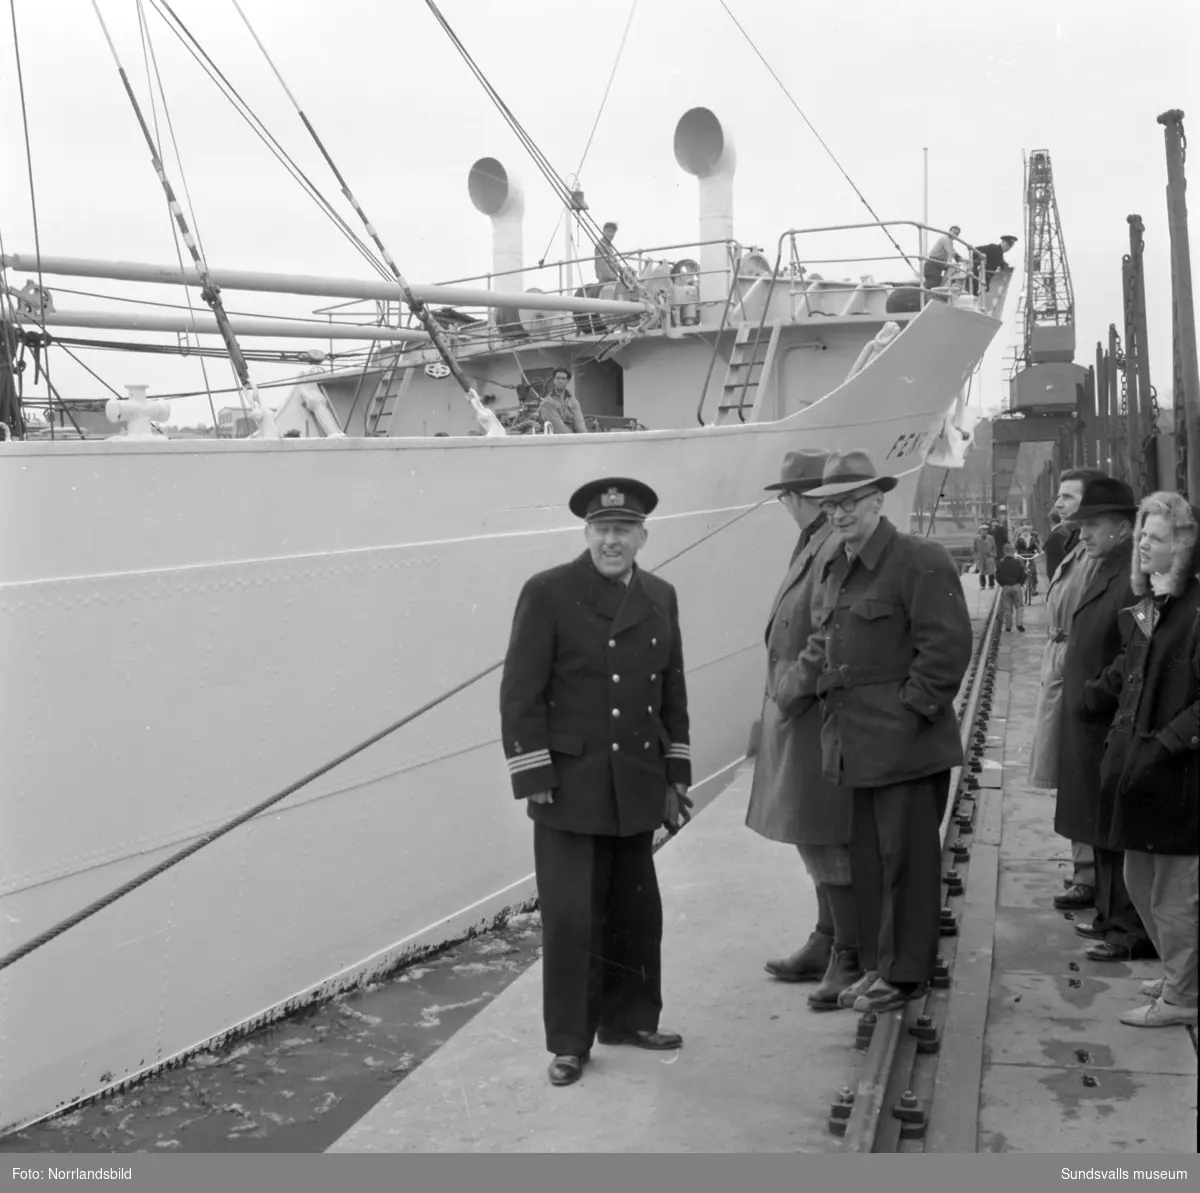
top-left (1017, 551), bottom-right (1043, 606)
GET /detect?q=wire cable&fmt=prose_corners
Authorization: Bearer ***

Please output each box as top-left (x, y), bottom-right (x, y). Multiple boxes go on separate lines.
top-left (718, 0), bottom-right (915, 272)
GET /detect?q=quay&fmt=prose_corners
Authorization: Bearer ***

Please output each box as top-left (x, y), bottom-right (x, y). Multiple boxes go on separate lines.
top-left (329, 581), bottom-right (1194, 1154)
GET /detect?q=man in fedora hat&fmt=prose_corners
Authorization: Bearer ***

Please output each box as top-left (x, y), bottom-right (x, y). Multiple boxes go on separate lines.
top-left (499, 477), bottom-right (692, 1087)
top-left (747, 448), bottom-right (861, 1010)
top-left (1053, 476), bottom-right (1153, 962)
top-left (778, 449), bottom-right (973, 1013)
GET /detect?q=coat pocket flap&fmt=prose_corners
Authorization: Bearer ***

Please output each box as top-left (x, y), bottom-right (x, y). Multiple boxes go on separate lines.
top-left (549, 732), bottom-right (585, 756)
top-left (850, 598), bottom-right (896, 621)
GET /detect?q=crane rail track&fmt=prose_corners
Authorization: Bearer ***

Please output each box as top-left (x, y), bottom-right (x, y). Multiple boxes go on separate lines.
top-left (830, 589), bottom-right (1002, 1152)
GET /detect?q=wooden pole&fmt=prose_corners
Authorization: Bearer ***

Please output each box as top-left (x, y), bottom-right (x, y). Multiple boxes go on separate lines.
top-left (1128, 215), bottom-right (1158, 494)
top-left (1158, 109), bottom-right (1200, 499)
top-left (1095, 341), bottom-right (1109, 473)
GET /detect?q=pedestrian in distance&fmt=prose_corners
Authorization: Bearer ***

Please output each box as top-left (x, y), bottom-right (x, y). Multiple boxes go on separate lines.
top-left (972, 524), bottom-right (997, 589)
top-left (1028, 467), bottom-right (1108, 908)
top-left (747, 448), bottom-right (861, 1012)
top-left (779, 450), bottom-right (973, 1014)
top-left (995, 543), bottom-right (1027, 632)
top-left (1054, 476), bottom-right (1153, 963)
top-left (1085, 491), bottom-right (1199, 1026)
top-left (499, 476), bottom-right (693, 1087)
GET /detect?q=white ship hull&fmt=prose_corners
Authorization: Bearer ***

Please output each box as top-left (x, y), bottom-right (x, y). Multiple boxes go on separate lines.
top-left (0, 299), bottom-right (998, 1132)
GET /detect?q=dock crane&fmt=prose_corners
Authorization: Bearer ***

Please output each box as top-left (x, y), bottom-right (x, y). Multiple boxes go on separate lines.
top-left (992, 150), bottom-right (1089, 530)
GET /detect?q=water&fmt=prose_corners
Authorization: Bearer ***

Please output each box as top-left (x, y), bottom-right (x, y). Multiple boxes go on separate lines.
top-left (0, 912), bottom-right (544, 1153)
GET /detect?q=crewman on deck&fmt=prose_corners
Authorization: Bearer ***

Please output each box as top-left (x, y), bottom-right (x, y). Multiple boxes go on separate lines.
top-left (783, 450), bottom-right (973, 1014)
top-left (539, 367), bottom-right (587, 434)
top-left (747, 448), bottom-right (861, 1010)
top-left (923, 225), bottom-right (962, 291)
top-left (499, 477), bottom-right (693, 1087)
top-left (594, 222), bottom-right (621, 284)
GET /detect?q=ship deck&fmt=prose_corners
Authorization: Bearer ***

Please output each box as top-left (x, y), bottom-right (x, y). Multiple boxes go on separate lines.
top-left (326, 581), bottom-right (1197, 1154)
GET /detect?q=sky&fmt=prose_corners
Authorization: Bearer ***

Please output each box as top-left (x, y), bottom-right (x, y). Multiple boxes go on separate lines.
top-left (2, 0), bottom-right (1197, 429)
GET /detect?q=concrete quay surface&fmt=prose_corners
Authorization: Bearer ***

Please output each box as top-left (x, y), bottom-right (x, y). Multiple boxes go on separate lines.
top-left (971, 595), bottom-right (1197, 1153)
top-left (327, 757), bottom-right (875, 1153)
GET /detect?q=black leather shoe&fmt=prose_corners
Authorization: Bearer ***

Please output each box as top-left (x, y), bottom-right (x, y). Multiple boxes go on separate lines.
top-left (548, 1053), bottom-right (589, 1086)
top-left (764, 930), bottom-right (833, 982)
top-left (1074, 921), bottom-right (1106, 940)
top-left (596, 1027), bottom-right (682, 1050)
top-left (1055, 884), bottom-right (1095, 910)
top-left (808, 948), bottom-right (864, 1012)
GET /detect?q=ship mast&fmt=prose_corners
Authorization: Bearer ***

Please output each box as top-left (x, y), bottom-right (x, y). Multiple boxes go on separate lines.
top-left (89, 1), bottom-right (276, 435)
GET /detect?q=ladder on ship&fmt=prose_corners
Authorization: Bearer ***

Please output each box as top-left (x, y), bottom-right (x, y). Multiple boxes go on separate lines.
top-left (715, 320), bottom-right (783, 426)
top-left (364, 359), bottom-right (412, 436)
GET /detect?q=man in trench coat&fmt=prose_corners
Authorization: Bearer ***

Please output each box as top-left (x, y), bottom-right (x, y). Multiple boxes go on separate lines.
top-left (1028, 467), bottom-right (1107, 910)
top-left (1053, 477), bottom-right (1153, 961)
top-left (499, 477), bottom-right (693, 1087)
top-left (746, 448), bottom-right (861, 1010)
top-left (779, 450), bottom-right (973, 1014)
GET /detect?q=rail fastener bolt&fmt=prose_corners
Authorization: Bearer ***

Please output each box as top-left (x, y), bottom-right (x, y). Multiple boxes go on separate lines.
top-left (951, 842), bottom-right (970, 862)
top-left (910, 1015), bottom-right (941, 1054)
top-left (932, 958), bottom-right (951, 988)
top-left (893, 1091), bottom-right (928, 1139)
top-left (855, 1012), bottom-right (877, 1050)
top-left (827, 1087), bottom-right (855, 1136)
top-left (944, 871), bottom-right (964, 896)
top-left (939, 908), bottom-right (958, 936)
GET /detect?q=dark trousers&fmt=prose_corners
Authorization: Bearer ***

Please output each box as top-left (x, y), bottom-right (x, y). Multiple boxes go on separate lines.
top-left (533, 823), bottom-right (663, 1056)
top-left (1093, 845), bottom-right (1153, 952)
top-left (850, 772), bottom-right (951, 985)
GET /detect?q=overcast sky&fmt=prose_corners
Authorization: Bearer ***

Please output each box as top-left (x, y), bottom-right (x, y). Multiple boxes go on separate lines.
top-left (2, 0), bottom-right (1197, 428)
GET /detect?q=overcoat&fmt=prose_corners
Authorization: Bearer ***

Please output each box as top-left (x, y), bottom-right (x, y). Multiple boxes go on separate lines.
top-left (1053, 538), bottom-right (1135, 846)
top-left (1084, 514), bottom-right (1200, 856)
top-left (972, 532), bottom-right (996, 575)
top-left (745, 519), bottom-right (850, 846)
top-left (777, 518), bottom-right (973, 789)
top-left (499, 552), bottom-right (691, 837)
top-left (1027, 540), bottom-right (1088, 788)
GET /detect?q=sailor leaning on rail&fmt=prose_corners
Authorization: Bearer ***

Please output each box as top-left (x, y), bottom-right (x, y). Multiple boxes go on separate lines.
top-left (776, 450), bottom-right (973, 1015)
top-left (499, 476), bottom-right (692, 1088)
top-left (746, 448), bottom-right (862, 1010)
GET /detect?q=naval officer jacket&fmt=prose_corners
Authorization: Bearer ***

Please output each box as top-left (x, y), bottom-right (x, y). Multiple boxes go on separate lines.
top-left (499, 551), bottom-right (691, 836)
top-left (778, 517), bottom-right (972, 789)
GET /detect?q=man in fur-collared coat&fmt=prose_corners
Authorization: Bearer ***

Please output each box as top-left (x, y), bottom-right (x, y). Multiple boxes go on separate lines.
top-left (1085, 491), bottom-right (1199, 1027)
top-left (1054, 477), bottom-right (1152, 962)
top-left (747, 448), bottom-right (860, 1010)
top-left (499, 477), bottom-right (692, 1088)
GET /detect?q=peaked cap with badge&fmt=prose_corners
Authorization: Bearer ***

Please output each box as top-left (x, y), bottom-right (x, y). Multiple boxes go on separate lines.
top-left (569, 477), bottom-right (658, 524)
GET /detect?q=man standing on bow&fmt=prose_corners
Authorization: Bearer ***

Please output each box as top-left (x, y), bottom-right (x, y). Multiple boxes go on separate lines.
top-left (780, 450), bottom-right (973, 1013)
top-left (1029, 468), bottom-right (1107, 910)
top-left (499, 477), bottom-right (692, 1087)
top-left (747, 448), bottom-right (861, 1011)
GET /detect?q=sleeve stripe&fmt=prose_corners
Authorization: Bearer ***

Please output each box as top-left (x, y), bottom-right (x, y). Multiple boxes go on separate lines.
top-left (666, 743), bottom-right (690, 759)
top-left (507, 751), bottom-right (552, 773)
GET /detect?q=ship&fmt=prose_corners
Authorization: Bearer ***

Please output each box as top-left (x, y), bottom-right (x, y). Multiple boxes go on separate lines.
top-left (0, 7), bottom-right (1009, 1136)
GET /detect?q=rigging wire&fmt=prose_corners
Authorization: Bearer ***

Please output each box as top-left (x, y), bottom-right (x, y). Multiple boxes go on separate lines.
top-left (148, 0), bottom-right (391, 282)
top-left (136, 0), bottom-right (221, 426)
top-left (8, 0), bottom-right (55, 437)
top-left (421, 0), bottom-right (637, 284)
top-left (537, 0), bottom-right (638, 268)
top-left (717, 0), bottom-right (916, 273)
top-left (229, 0), bottom-right (483, 403)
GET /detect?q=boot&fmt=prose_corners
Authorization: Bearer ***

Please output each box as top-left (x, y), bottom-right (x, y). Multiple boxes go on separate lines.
top-left (807, 947), bottom-right (863, 1012)
top-left (764, 930), bottom-right (833, 982)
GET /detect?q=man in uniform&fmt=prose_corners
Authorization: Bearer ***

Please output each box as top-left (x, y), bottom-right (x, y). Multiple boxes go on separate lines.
top-left (783, 450), bottom-right (973, 1014)
top-left (499, 477), bottom-right (693, 1087)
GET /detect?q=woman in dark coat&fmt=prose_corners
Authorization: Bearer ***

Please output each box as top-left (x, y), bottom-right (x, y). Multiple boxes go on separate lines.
top-left (1054, 479), bottom-right (1152, 960)
top-left (1085, 493), bottom-right (1199, 1028)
